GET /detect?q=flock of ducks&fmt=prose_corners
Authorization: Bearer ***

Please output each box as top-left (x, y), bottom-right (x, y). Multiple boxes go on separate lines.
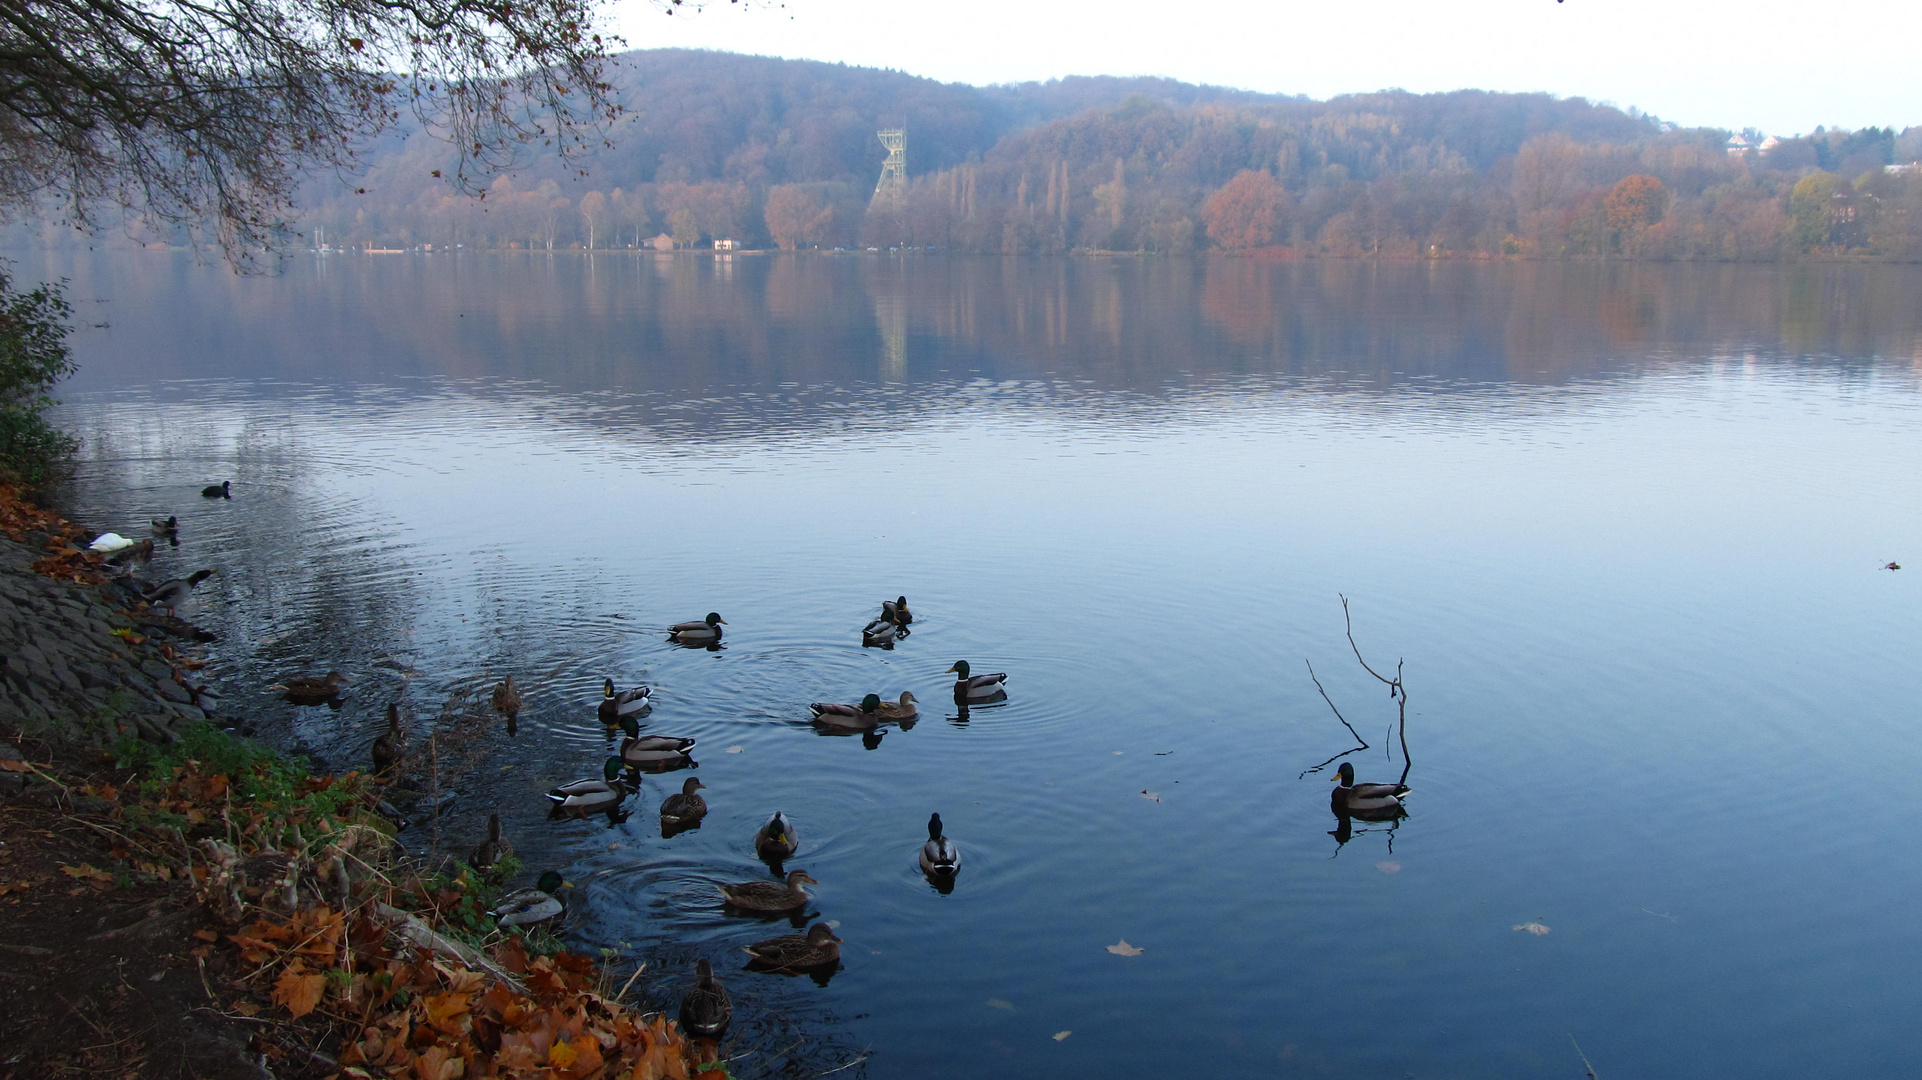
top-left (353, 597), bottom-right (1000, 1042)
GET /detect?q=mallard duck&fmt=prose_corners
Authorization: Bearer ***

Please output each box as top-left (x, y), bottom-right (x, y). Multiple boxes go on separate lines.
top-left (755, 811), bottom-right (798, 860)
top-left (875, 691), bottom-right (917, 721)
top-left (668, 612), bottom-right (726, 644)
top-left (678, 958), bottom-right (732, 1039)
top-left (882, 596), bottom-right (912, 625)
top-left (370, 703), bottom-right (405, 773)
top-left (201, 480), bottom-right (231, 499)
top-left (1331, 761), bottom-right (1410, 815)
top-left (919, 812), bottom-right (959, 876)
top-left (946, 660), bottom-right (1007, 701)
top-left (105, 538), bottom-right (155, 566)
top-left (272, 670), bottom-right (347, 704)
top-left (598, 677), bottom-right (651, 726)
top-left (151, 515), bottom-right (178, 535)
top-left (492, 870), bottom-right (567, 929)
top-left (743, 923), bottom-right (842, 971)
top-left (492, 674), bottom-right (521, 720)
top-left (810, 694), bottom-right (881, 729)
top-left (861, 614), bottom-right (899, 646)
top-left (144, 568), bottom-right (215, 611)
top-left (470, 812), bottom-right (514, 872)
top-left (718, 868), bottom-right (817, 912)
top-left (618, 716), bottom-right (695, 765)
top-left (660, 777), bottom-right (708, 828)
top-left (545, 758), bottom-right (633, 817)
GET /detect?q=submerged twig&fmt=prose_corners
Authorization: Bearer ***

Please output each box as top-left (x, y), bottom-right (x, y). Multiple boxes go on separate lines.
top-left (1304, 595), bottom-right (1414, 786)
top-left (1569, 1033), bottom-right (1599, 1078)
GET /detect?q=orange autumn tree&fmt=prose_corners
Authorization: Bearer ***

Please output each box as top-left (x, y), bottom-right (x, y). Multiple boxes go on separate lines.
top-left (1201, 169), bottom-right (1290, 251)
top-left (1604, 175), bottom-right (1667, 236)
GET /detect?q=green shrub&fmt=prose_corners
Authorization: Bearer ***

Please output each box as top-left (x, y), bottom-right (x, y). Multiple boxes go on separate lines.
top-left (0, 268), bottom-right (78, 487)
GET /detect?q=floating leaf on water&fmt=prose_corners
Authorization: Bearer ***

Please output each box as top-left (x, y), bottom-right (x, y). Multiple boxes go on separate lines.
top-left (1053, 1030), bottom-right (1072, 1042)
top-left (725, 745), bottom-right (744, 754)
top-left (1139, 790), bottom-right (1161, 803)
top-left (986, 998), bottom-right (1015, 1011)
top-left (825, 920), bottom-right (841, 929)
top-left (1376, 861), bottom-right (1401, 874)
top-left (1112, 751), bottom-right (1124, 755)
top-left (1512, 922), bottom-right (1551, 936)
top-left (1106, 940), bottom-right (1144, 957)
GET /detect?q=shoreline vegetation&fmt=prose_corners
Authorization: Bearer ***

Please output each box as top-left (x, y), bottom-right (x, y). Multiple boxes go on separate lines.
top-left (0, 484), bottom-right (710, 1079)
top-left (12, 51), bottom-right (1914, 264)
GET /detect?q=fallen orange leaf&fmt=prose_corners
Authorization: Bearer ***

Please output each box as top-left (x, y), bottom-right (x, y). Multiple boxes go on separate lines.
top-left (273, 968), bottom-right (327, 1018)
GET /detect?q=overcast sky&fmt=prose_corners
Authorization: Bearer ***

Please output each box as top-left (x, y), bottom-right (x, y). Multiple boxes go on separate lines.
top-left (610, 0), bottom-right (1918, 136)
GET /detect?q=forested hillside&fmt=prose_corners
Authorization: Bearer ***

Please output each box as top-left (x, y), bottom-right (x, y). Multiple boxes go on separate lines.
top-left (24, 49), bottom-right (1922, 259)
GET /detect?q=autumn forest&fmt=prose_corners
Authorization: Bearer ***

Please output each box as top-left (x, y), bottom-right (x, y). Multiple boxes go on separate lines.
top-left (32, 50), bottom-right (1922, 261)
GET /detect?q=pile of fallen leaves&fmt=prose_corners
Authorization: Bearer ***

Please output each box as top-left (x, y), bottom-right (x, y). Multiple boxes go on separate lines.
top-left (229, 908), bottom-right (697, 1079)
top-left (109, 725), bottom-right (708, 1079)
top-left (0, 479), bottom-right (111, 583)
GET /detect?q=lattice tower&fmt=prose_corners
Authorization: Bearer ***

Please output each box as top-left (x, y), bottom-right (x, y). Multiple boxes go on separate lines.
top-left (874, 128), bottom-right (907, 201)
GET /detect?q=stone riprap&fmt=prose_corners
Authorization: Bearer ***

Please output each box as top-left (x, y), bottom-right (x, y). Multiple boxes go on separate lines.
top-left (0, 531), bottom-right (210, 744)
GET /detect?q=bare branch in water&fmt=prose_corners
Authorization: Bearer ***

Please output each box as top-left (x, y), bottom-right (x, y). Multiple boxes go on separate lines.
top-left (1569, 1033), bottom-right (1600, 1079)
top-left (1298, 658), bottom-right (1368, 779)
top-left (1309, 596), bottom-right (1414, 786)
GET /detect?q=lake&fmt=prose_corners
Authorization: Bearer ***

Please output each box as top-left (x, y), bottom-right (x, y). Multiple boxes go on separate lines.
top-left (24, 249), bottom-right (1922, 1078)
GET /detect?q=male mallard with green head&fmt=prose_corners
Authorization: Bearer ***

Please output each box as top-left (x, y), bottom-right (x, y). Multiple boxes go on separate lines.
top-left (743, 923), bottom-right (842, 971)
top-left (882, 596), bottom-right (912, 625)
top-left (618, 716), bottom-right (695, 765)
top-left (810, 694), bottom-right (882, 729)
top-left (1331, 761), bottom-right (1410, 816)
top-left (669, 613), bottom-right (726, 645)
top-left (492, 870), bottom-right (567, 928)
top-left (545, 758), bottom-right (632, 817)
top-left (598, 677), bottom-right (651, 727)
top-left (718, 868), bottom-right (817, 912)
top-left (755, 811), bottom-right (798, 860)
top-left (946, 660), bottom-right (1007, 702)
top-left (919, 812), bottom-right (960, 877)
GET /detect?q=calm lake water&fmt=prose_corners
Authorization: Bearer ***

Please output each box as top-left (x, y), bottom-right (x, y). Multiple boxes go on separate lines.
top-left (23, 249), bottom-right (1922, 1078)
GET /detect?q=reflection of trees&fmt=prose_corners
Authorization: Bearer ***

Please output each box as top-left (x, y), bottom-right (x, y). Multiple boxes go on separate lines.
top-left (48, 252), bottom-right (1922, 446)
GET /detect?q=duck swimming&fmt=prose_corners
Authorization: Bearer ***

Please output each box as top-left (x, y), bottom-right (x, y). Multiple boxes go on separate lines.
top-left (272, 670), bottom-right (347, 705)
top-left (470, 812), bottom-right (514, 873)
top-left (659, 777), bottom-right (708, 829)
top-left (719, 868), bottom-right (817, 912)
top-left (492, 871), bottom-right (567, 929)
top-left (919, 812), bottom-right (960, 877)
top-left (492, 674), bottom-right (521, 720)
top-left (882, 596), bottom-right (912, 625)
top-left (1331, 761), bottom-right (1410, 816)
top-left (743, 923), bottom-right (842, 971)
top-left (545, 757), bottom-right (632, 817)
top-left (947, 660), bottom-right (1008, 702)
top-left (370, 703), bottom-right (404, 773)
top-left (618, 716), bottom-right (695, 766)
top-left (143, 568), bottom-right (214, 612)
top-left (679, 959), bottom-right (732, 1039)
top-left (755, 811), bottom-right (799, 860)
top-left (201, 481), bottom-right (231, 499)
top-left (668, 613), bottom-right (726, 645)
top-left (810, 693), bottom-right (882, 729)
top-left (598, 677), bottom-right (651, 726)
top-left (861, 614), bottom-right (900, 646)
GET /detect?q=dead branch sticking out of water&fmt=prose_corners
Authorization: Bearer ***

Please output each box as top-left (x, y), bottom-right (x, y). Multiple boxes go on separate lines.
top-left (1301, 594), bottom-right (1412, 786)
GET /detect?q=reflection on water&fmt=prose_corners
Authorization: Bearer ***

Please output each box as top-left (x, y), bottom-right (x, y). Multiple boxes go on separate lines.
top-left (28, 250), bottom-right (1922, 1080)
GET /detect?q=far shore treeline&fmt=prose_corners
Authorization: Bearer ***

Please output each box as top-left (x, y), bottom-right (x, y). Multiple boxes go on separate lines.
top-left (12, 49), bottom-right (1921, 261)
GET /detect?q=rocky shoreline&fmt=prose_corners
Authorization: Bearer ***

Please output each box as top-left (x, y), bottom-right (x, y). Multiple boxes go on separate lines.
top-left (0, 525), bottom-right (212, 750)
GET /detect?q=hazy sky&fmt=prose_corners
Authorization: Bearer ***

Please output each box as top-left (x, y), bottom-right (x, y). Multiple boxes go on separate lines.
top-left (612, 0), bottom-right (1918, 136)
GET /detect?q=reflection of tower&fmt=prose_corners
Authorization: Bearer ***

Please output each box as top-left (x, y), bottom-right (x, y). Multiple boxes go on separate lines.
top-left (873, 128), bottom-right (907, 203)
top-left (873, 289), bottom-right (907, 380)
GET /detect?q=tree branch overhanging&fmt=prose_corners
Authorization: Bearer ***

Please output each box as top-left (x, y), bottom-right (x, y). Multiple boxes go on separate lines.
top-left (0, 0), bottom-right (632, 261)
